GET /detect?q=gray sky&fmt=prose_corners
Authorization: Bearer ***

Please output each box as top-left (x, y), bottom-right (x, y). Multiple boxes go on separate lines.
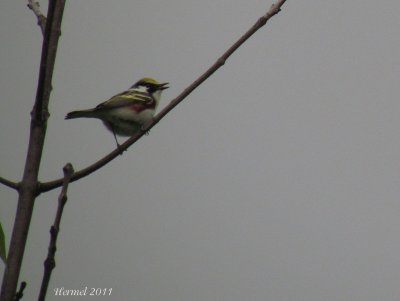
top-left (1, 1), bottom-right (400, 300)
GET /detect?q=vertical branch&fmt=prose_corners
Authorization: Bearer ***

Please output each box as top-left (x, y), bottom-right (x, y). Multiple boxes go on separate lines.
top-left (0, 1), bottom-right (66, 301)
top-left (38, 164), bottom-right (74, 301)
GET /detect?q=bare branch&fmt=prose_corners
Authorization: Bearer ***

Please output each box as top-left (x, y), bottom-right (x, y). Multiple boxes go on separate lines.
top-left (38, 163), bottom-right (74, 301)
top-left (27, 0), bottom-right (46, 35)
top-left (38, 0), bottom-right (287, 194)
top-left (0, 176), bottom-right (19, 191)
top-left (153, 0), bottom-right (287, 123)
top-left (0, 1), bottom-right (66, 300)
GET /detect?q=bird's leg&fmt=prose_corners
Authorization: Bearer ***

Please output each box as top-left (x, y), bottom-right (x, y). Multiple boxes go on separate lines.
top-left (140, 119), bottom-right (153, 135)
top-left (111, 127), bottom-right (124, 155)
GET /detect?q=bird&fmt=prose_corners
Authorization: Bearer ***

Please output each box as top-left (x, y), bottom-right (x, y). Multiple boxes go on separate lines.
top-left (65, 77), bottom-right (169, 147)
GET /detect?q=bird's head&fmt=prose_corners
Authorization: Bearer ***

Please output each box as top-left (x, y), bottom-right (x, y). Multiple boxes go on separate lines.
top-left (131, 77), bottom-right (169, 94)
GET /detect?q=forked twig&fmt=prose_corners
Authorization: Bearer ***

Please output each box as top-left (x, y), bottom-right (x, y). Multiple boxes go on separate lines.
top-left (27, 0), bottom-right (46, 35)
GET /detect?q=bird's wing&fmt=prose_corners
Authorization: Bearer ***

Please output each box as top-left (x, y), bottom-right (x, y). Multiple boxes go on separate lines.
top-left (95, 89), bottom-right (154, 110)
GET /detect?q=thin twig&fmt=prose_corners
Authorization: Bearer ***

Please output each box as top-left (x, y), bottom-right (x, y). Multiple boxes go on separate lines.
top-left (38, 0), bottom-right (287, 194)
top-left (27, 0), bottom-right (46, 35)
top-left (14, 281), bottom-right (27, 301)
top-left (0, 176), bottom-right (19, 191)
top-left (38, 163), bottom-right (74, 301)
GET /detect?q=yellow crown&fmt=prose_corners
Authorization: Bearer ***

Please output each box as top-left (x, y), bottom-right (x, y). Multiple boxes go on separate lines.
top-left (137, 77), bottom-right (160, 85)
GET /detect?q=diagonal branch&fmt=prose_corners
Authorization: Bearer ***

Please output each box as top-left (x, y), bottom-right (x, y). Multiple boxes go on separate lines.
top-left (38, 163), bottom-right (74, 301)
top-left (38, 0), bottom-right (287, 194)
top-left (27, 0), bottom-right (46, 35)
top-left (0, 176), bottom-right (19, 191)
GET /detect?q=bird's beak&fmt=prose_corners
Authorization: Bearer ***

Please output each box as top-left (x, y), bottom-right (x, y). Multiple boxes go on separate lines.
top-left (158, 82), bottom-right (169, 90)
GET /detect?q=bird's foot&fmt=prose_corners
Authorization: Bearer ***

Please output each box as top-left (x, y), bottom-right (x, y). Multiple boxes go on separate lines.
top-left (140, 124), bottom-right (151, 136)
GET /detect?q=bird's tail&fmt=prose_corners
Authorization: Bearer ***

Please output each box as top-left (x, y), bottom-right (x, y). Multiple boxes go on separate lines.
top-left (65, 109), bottom-right (97, 119)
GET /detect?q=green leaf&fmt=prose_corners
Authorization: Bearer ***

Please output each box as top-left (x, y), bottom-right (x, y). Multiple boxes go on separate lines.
top-left (0, 222), bottom-right (6, 264)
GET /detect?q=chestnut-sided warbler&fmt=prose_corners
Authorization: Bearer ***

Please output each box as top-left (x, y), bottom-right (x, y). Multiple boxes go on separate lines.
top-left (65, 77), bottom-right (168, 145)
